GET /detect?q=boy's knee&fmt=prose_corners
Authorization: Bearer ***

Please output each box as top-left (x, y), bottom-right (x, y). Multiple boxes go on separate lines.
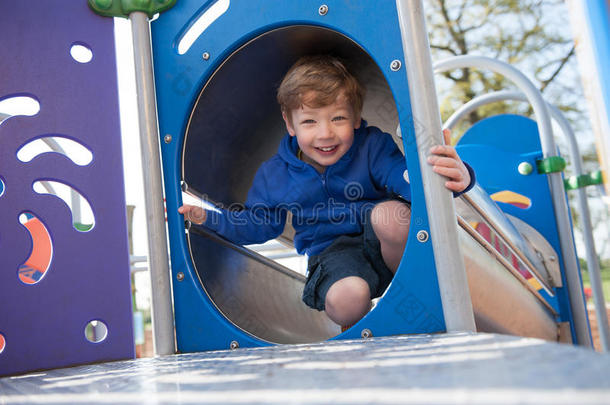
top-left (325, 277), bottom-right (371, 316)
top-left (371, 200), bottom-right (411, 243)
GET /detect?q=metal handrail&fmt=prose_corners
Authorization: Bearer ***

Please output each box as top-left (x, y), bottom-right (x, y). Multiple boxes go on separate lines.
top-left (434, 56), bottom-right (591, 347)
top-left (444, 90), bottom-right (609, 351)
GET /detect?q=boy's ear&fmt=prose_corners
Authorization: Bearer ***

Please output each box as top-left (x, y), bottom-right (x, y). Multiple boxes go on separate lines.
top-left (282, 111), bottom-right (296, 136)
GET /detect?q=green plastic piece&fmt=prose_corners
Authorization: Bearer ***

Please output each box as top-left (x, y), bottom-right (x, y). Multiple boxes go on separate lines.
top-left (518, 161), bottom-right (534, 176)
top-left (74, 223), bottom-right (94, 232)
top-left (88, 0), bottom-right (177, 19)
top-left (536, 156), bottom-right (566, 174)
top-left (564, 170), bottom-right (604, 190)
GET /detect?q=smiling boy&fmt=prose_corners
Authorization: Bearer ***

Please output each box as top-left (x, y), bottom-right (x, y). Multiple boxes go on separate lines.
top-left (179, 55), bottom-right (474, 328)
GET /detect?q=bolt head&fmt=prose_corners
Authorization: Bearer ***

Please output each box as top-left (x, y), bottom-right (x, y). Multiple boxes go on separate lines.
top-left (390, 60), bottom-right (402, 71)
top-left (361, 329), bottom-right (373, 339)
top-left (176, 272), bottom-right (185, 281)
top-left (164, 134), bottom-right (172, 144)
top-left (318, 4), bottom-right (328, 15)
top-left (202, 52), bottom-right (210, 61)
top-left (416, 230), bottom-right (429, 243)
top-left (230, 340), bottom-right (239, 350)
top-left (518, 162), bottom-right (533, 175)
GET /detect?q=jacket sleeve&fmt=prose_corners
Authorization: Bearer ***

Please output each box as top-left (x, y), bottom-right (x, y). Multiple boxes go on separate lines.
top-left (368, 129), bottom-right (476, 200)
top-left (368, 131), bottom-right (412, 201)
top-left (203, 163), bottom-right (287, 245)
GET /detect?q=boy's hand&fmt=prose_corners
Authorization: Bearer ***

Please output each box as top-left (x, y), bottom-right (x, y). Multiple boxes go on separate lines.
top-left (178, 204), bottom-right (207, 225)
top-left (427, 129), bottom-right (471, 193)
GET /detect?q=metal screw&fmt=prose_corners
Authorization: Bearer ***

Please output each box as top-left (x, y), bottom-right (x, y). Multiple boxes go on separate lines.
top-left (549, 255), bottom-right (557, 262)
top-left (164, 134), bottom-right (172, 144)
top-left (416, 230), bottom-right (429, 243)
top-left (230, 340), bottom-right (239, 350)
top-left (202, 52), bottom-right (210, 61)
top-left (361, 329), bottom-right (373, 339)
top-left (318, 4), bottom-right (328, 15)
top-left (177, 272), bottom-right (185, 281)
top-left (390, 60), bottom-right (402, 71)
top-left (518, 161), bottom-right (533, 175)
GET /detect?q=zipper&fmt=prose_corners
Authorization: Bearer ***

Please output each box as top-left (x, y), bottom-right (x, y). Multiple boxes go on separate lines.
top-left (320, 167), bottom-right (331, 197)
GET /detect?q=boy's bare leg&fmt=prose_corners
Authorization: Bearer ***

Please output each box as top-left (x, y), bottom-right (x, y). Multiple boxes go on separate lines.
top-left (370, 200), bottom-right (411, 272)
top-left (325, 276), bottom-right (372, 326)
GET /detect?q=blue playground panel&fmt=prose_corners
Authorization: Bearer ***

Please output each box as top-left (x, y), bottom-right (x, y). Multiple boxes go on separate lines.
top-left (457, 114), bottom-right (588, 343)
top-left (152, 0), bottom-right (446, 352)
top-left (0, 2), bottom-right (133, 376)
top-left (582, 1), bottom-right (610, 129)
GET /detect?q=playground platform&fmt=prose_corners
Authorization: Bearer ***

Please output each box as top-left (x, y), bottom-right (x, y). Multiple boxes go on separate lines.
top-left (1, 332), bottom-right (609, 405)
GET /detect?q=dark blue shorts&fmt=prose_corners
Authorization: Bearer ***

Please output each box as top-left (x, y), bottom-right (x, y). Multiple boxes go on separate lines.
top-left (302, 212), bottom-right (395, 311)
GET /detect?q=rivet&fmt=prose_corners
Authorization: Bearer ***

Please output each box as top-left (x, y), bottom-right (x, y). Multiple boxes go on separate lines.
top-left (390, 60), bottom-right (402, 71)
top-left (518, 161), bottom-right (533, 175)
top-left (318, 4), bottom-right (328, 15)
top-left (361, 329), bottom-right (373, 339)
top-left (230, 340), bottom-right (239, 350)
top-left (417, 230), bottom-right (429, 243)
top-left (164, 134), bottom-right (172, 144)
top-left (176, 272), bottom-right (184, 281)
top-left (202, 52), bottom-right (210, 61)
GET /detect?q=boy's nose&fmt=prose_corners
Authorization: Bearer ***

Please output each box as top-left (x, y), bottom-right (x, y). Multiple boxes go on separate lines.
top-left (318, 122), bottom-right (334, 139)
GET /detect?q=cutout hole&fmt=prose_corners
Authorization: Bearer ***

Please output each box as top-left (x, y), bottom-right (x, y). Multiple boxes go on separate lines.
top-left (85, 320), bottom-right (108, 343)
top-left (18, 136), bottom-right (93, 166)
top-left (70, 43), bottom-right (93, 64)
top-left (177, 0), bottom-right (230, 55)
top-left (0, 177), bottom-right (5, 197)
top-left (18, 212), bottom-right (53, 285)
top-left (0, 96), bottom-right (40, 125)
top-left (183, 25), bottom-right (400, 344)
top-left (0, 333), bottom-right (5, 354)
top-left (33, 181), bottom-right (95, 231)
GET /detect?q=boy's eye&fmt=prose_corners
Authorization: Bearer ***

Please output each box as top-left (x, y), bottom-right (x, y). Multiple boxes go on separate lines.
top-left (332, 116), bottom-right (347, 122)
top-left (301, 119), bottom-right (316, 124)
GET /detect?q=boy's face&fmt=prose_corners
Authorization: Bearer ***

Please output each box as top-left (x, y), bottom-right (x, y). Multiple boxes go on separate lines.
top-left (282, 92), bottom-right (361, 173)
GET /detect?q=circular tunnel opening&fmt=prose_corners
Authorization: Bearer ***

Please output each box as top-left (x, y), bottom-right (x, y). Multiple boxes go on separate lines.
top-left (182, 25), bottom-right (401, 344)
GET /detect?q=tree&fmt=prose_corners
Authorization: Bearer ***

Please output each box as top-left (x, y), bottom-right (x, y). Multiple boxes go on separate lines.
top-left (424, 0), bottom-right (610, 261)
top-left (425, 0), bottom-right (580, 135)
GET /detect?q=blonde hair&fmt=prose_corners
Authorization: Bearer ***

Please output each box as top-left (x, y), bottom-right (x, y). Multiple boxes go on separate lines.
top-left (277, 55), bottom-right (364, 120)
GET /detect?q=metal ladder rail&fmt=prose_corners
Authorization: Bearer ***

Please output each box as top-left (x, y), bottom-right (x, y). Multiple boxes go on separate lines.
top-left (434, 55), bottom-right (591, 347)
top-left (443, 89), bottom-right (609, 351)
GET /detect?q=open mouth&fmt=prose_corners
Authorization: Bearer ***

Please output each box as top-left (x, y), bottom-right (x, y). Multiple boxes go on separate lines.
top-left (316, 145), bottom-right (338, 153)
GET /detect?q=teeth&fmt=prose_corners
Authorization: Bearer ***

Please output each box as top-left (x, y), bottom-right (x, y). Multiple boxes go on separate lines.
top-left (319, 146), bottom-right (335, 152)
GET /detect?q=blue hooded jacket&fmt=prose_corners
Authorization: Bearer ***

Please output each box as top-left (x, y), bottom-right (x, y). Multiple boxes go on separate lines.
top-left (204, 121), bottom-right (474, 256)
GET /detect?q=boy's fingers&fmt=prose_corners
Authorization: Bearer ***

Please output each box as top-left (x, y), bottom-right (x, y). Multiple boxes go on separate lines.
top-left (445, 181), bottom-right (465, 192)
top-left (432, 165), bottom-right (463, 180)
top-left (442, 128), bottom-right (451, 145)
top-left (429, 145), bottom-right (458, 159)
top-left (428, 156), bottom-right (459, 168)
